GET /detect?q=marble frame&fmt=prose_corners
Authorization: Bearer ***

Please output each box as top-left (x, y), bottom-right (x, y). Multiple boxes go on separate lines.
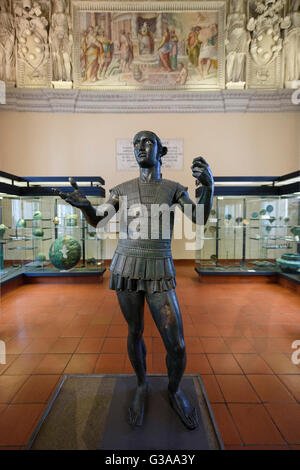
top-left (72, 0), bottom-right (226, 90)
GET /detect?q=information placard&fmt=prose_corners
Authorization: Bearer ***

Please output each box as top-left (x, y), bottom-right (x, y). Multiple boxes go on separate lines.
top-left (0, 81), bottom-right (6, 105)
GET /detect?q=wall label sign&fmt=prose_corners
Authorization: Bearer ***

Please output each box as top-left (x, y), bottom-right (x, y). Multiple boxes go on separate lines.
top-left (0, 81), bottom-right (6, 105)
top-left (116, 139), bottom-right (183, 171)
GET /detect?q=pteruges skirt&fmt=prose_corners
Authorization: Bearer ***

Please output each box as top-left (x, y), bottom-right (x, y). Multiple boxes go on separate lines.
top-left (109, 250), bottom-right (176, 294)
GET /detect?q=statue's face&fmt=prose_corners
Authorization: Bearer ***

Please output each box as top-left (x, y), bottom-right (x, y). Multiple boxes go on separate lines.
top-left (133, 131), bottom-right (159, 168)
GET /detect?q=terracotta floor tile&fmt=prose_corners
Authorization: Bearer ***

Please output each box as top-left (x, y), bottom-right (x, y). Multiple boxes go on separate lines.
top-left (260, 353), bottom-right (300, 374)
top-left (234, 354), bottom-right (273, 374)
top-left (185, 337), bottom-right (204, 354)
top-left (152, 337), bottom-right (165, 354)
top-left (5, 338), bottom-right (32, 355)
top-left (143, 324), bottom-right (152, 337)
top-left (200, 338), bottom-right (230, 353)
top-left (0, 404), bottom-right (7, 415)
top-left (265, 404), bottom-right (300, 444)
top-left (64, 354), bottom-right (98, 374)
top-left (200, 375), bottom-right (224, 403)
top-left (144, 337), bottom-right (153, 354)
top-left (111, 312), bottom-right (127, 325)
top-left (181, 314), bottom-right (193, 325)
top-left (0, 324), bottom-right (22, 342)
top-left (94, 354), bottom-right (126, 374)
top-left (216, 375), bottom-right (260, 403)
top-left (207, 354), bottom-right (243, 374)
top-left (0, 355), bottom-right (19, 376)
top-left (106, 324), bottom-right (128, 337)
top-left (4, 354), bottom-right (44, 375)
top-left (185, 354), bottom-right (212, 374)
top-left (211, 404), bottom-right (242, 445)
top-left (34, 354), bottom-right (71, 374)
top-left (101, 337), bottom-right (127, 354)
top-left (251, 338), bottom-right (295, 353)
top-left (0, 375), bottom-right (28, 403)
top-left (145, 354), bottom-right (153, 374)
top-left (123, 355), bottom-right (135, 374)
top-left (228, 404), bottom-right (285, 445)
top-left (152, 353), bottom-right (167, 374)
top-left (61, 324), bottom-right (88, 337)
top-left (278, 375), bottom-right (300, 401)
top-left (66, 315), bottom-right (94, 327)
top-left (1, 264), bottom-right (300, 447)
top-left (0, 404), bottom-right (45, 445)
top-left (151, 324), bottom-right (162, 337)
top-left (83, 324), bottom-right (110, 337)
top-left (90, 312), bottom-right (114, 325)
top-left (75, 338), bottom-right (104, 354)
top-left (123, 354), bottom-right (154, 374)
top-left (216, 325), bottom-right (245, 338)
top-left (194, 323), bottom-right (220, 337)
top-left (182, 324), bottom-right (201, 338)
top-left (48, 338), bottom-right (80, 354)
top-left (21, 325), bottom-right (64, 338)
top-left (23, 338), bottom-right (57, 354)
top-left (186, 305), bottom-right (209, 317)
top-left (12, 375), bottom-right (61, 403)
top-left (225, 338), bottom-right (256, 353)
top-left (248, 375), bottom-right (296, 403)
top-left (189, 314), bottom-right (212, 325)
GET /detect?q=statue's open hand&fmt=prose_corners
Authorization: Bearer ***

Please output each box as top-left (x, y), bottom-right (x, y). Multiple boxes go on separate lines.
top-left (52, 178), bottom-right (91, 209)
top-left (191, 157), bottom-right (214, 187)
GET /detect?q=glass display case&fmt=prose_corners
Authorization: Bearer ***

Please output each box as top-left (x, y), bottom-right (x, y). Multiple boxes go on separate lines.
top-left (0, 173), bottom-right (106, 284)
top-left (195, 173), bottom-right (300, 279)
top-left (198, 197), bottom-right (246, 270)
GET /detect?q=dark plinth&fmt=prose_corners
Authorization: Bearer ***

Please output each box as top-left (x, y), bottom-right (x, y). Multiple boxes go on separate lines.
top-left (26, 374), bottom-right (224, 450)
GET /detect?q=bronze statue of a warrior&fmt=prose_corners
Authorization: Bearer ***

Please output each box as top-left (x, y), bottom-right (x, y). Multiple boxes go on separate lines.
top-left (54, 130), bottom-right (214, 430)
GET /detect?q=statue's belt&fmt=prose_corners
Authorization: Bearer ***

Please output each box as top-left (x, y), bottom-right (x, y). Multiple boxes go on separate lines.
top-left (116, 239), bottom-right (172, 259)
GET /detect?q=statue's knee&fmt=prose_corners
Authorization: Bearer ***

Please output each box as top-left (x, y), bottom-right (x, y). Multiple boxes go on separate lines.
top-left (129, 327), bottom-right (143, 341)
top-left (172, 342), bottom-right (186, 359)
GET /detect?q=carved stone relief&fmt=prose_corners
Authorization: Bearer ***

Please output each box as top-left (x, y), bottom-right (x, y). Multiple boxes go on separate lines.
top-left (50, 0), bottom-right (72, 87)
top-left (14, 0), bottom-right (51, 87)
top-left (225, 0), bottom-right (250, 88)
top-left (246, 0), bottom-right (290, 89)
top-left (284, 0), bottom-right (300, 88)
top-left (0, 0), bottom-right (15, 84)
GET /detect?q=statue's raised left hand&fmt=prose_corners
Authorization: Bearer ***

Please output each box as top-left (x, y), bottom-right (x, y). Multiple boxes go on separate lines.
top-left (191, 157), bottom-right (214, 187)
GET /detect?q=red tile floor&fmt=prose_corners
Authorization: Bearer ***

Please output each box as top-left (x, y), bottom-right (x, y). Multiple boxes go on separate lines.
top-left (0, 263), bottom-right (300, 450)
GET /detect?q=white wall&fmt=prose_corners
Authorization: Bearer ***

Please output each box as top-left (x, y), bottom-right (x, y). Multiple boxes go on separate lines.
top-left (0, 111), bottom-right (299, 180)
top-left (0, 111), bottom-right (299, 259)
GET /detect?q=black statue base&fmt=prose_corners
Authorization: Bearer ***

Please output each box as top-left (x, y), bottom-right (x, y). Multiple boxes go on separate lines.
top-left (26, 374), bottom-right (223, 450)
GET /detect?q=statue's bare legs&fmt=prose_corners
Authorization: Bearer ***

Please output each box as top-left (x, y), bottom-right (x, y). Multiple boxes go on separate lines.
top-left (117, 288), bottom-right (199, 429)
top-left (146, 290), bottom-right (198, 430)
top-left (117, 290), bottom-right (148, 426)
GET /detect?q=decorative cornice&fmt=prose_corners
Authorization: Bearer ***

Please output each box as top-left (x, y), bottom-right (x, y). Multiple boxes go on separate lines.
top-left (0, 88), bottom-right (299, 113)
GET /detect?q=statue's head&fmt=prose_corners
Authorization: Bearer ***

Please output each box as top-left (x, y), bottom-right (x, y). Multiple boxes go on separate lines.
top-left (133, 131), bottom-right (167, 169)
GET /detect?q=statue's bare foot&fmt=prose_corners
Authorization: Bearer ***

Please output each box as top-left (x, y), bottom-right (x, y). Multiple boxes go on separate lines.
top-left (128, 382), bottom-right (148, 427)
top-left (168, 387), bottom-right (199, 430)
